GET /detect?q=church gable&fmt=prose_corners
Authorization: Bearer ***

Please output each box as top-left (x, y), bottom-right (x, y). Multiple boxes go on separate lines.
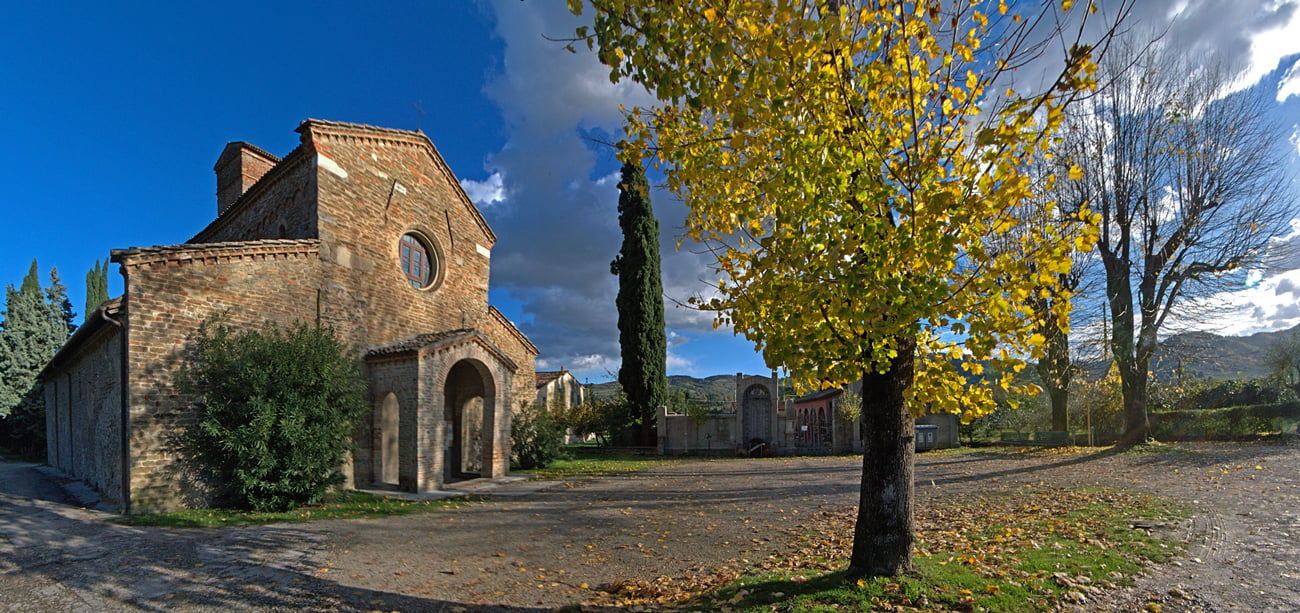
top-left (301, 119), bottom-right (494, 248)
top-left (296, 119), bottom-right (500, 350)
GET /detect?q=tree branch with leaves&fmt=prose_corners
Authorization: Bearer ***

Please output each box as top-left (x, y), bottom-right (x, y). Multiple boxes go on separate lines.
top-left (570, 0), bottom-right (1124, 576)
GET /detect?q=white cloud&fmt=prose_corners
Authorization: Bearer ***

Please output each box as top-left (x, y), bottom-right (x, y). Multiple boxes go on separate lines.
top-left (1278, 58), bottom-right (1300, 101)
top-left (1227, 2), bottom-right (1300, 96)
top-left (536, 354), bottom-right (619, 382)
top-left (666, 351), bottom-right (696, 375)
top-left (460, 171), bottom-right (507, 207)
top-left (476, 0), bottom-right (745, 380)
top-left (483, 0), bottom-right (1300, 375)
top-left (1178, 267), bottom-right (1300, 336)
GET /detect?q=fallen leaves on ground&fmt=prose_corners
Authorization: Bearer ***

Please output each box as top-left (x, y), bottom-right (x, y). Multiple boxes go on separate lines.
top-left (586, 487), bottom-right (1184, 611)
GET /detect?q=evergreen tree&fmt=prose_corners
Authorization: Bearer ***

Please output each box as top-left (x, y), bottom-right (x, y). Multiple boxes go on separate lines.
top-left (0, 261), bottom-right (75, 456)
top-left (609, 157), bottom-right (667, 446)
top-left (47, 267), bottom-right (76, 339)
top-left (84, 259), bottom-right (109, 322)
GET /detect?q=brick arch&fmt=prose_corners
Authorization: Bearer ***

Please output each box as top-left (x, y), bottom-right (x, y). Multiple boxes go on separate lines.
top-left (416, 337), bottom-right (515, 491)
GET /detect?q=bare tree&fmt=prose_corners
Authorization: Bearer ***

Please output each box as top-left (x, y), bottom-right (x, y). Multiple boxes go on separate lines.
top-left (1009, 154), bottom-right (1096, 433)
top-left (1057, 42), bottom-right (1296, 444)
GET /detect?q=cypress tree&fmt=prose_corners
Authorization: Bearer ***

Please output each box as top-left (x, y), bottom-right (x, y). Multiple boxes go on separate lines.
top-left (609, 157), bottom-right (668, 446)
top-left (0, 261), bottom-right (75, 456)
top-left (47, 267), bottom-right (76, 339)
top-left (85, 259), bottom-right (109, 322)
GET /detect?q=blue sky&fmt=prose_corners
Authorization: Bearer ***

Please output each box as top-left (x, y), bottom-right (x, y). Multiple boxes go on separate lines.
top-left (1, 1), bottom-right (1297, 384)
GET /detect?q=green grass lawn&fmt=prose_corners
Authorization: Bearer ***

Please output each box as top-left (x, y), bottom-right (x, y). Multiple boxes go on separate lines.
top-left (514, 447), bottom-right (694, 480)
top-left (113, 491), bottom-right (475, 528)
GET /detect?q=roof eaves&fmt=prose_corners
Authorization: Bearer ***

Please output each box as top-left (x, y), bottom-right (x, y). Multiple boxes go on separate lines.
top-left (489, 306), bottom-right (538, 355)
top-left (40, 298), bottom-right (123, 380)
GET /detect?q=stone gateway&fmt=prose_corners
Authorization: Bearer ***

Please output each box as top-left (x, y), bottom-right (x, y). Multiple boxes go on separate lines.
top-left (40, 120), bottom-right (537, 513)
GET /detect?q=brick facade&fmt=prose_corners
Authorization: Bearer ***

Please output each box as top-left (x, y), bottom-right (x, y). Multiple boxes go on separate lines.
top-left (42, 119), bottom-right (537, 513)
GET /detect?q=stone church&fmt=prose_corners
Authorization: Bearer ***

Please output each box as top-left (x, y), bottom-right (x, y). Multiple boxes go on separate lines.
top-left (40, 119), bottom-right (537, 513)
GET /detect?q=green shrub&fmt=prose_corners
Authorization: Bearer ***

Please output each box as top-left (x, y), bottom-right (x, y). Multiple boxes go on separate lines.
top-left (1159, 378), bottom-right (1298, 411)
top-left (1151, 402), bottom-right (1300, 440)
top-left (178, 320), bottom-right (367, 512)
top-left (561, 394), bottom-right (633, 446)
top-left (511, 401), bottom-right (567, 470)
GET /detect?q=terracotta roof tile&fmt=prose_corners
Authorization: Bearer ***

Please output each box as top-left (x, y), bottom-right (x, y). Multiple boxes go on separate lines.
top-left (365, 329), bottom-right (476, 357)
top-left (365, 328), bottom-right (519, 373)
top-left (793, 388), bottom-right (843, 403)
top-left (535, 370), bottom-right (565, 387)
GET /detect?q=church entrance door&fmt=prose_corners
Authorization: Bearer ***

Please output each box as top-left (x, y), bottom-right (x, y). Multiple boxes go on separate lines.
top-left (444, 360), bottom-right (492, 482)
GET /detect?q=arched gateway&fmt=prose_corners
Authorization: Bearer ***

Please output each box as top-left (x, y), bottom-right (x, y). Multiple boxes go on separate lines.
top-left (365, 329), bottom-right (516, 493)
top-left (444, 359), bottom-right (495, 481)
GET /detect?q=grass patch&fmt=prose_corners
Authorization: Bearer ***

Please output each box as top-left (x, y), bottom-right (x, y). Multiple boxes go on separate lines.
top-left (516, 449), bottom-right (690, 480)
top-left (595, 487), bottom-right (1189, 612)
top-left (968, 445), bottom-right (1099, 459)
top-left (1117, 440), bottom-right (1204, 458)
top-left (113, 491), bottom-right (474, 528)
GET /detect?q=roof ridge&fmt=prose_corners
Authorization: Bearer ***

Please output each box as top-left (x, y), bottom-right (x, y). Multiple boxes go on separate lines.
top-left (298, 118), bottom-right (426, 139)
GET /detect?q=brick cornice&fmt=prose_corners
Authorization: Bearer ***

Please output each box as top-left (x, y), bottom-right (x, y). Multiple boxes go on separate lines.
top-left (112, 239), bottom-right (322, 269)
top-left (366, 328), bottom-right (519, 373)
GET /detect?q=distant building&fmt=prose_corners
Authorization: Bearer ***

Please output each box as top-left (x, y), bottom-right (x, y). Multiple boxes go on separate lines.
top-left (535, 369), bottom-right (584, 411)
top-left (658, 374), bottom-right (959, 455)
top-left (41, 120), bottom-right (537, 513)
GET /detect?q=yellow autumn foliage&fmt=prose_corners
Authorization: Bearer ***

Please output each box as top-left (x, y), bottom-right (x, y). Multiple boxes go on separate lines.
top-left (574, 0), bottom-right (1098, 418)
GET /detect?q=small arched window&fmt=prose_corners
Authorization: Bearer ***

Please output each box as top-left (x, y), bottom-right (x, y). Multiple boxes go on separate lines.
top-left (400, 232), bottom-right (437, 289)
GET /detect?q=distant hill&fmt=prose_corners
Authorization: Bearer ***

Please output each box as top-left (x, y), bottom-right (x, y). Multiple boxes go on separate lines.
top-left (588, 374), bottom-right (743, 402)
top-left (1151, 325), bottom-right (1296, 381)
top-left (580, 326), bottom-right (1297, 404)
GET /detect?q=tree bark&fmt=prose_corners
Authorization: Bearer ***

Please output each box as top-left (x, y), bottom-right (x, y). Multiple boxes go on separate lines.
top-left (1035, 316), bottom-right (1071, 432)
top-left (847, 336), bottom-right (916, 578)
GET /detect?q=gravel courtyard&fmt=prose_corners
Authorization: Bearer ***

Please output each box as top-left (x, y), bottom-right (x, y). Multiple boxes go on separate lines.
top-left (2, 441), bottom-right (1297, 612)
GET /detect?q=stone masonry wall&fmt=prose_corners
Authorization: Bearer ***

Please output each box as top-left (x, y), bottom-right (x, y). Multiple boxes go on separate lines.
top-left (43, 324), bottom-right (124, 510)
top-left (192, 149), bottom-right (318, 243)
top-left (297, 121), bottom-right (536, 444)
top-left (420, 340), bottom-right (513, 483)
top-left (115, 240), bottom-right (322, 512)
top-left (482, 307), bottom-right (538, 414)
top-left (364, 356), bottom-right (419, 490)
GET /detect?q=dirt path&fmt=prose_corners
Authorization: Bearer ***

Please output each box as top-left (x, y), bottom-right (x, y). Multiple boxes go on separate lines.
top-left (3, 443), bottom-right (1298, 612)
top-left (316, 442), bottom-right (1300, 611)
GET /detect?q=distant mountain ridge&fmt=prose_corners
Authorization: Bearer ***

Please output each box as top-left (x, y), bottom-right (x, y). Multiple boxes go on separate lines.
top-left (1151, 325), bottom-right (1297, 381)
top-left (588, 374), bottom-right (741, 402)
top-left (583, 326), bottom-right (1297, 399)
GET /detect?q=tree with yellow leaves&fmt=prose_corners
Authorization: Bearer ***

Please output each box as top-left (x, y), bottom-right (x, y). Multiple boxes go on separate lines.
top-left (570, 0), bottom-right (1124, 577)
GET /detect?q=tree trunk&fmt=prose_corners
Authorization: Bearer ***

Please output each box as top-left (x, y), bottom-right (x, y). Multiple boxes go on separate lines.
top-left (1117, 361), bottom-right (1149, 445)
top-left (1035, 321), bottom-right (1071, 432)
top-left (1102, 253), bottom-right (1149, 447)
top-left (847, 337), bottom-right (916, 578)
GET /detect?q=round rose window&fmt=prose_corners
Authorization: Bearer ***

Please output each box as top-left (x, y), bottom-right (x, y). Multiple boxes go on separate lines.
top-left (399, 232), bottom-right (437, 289)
